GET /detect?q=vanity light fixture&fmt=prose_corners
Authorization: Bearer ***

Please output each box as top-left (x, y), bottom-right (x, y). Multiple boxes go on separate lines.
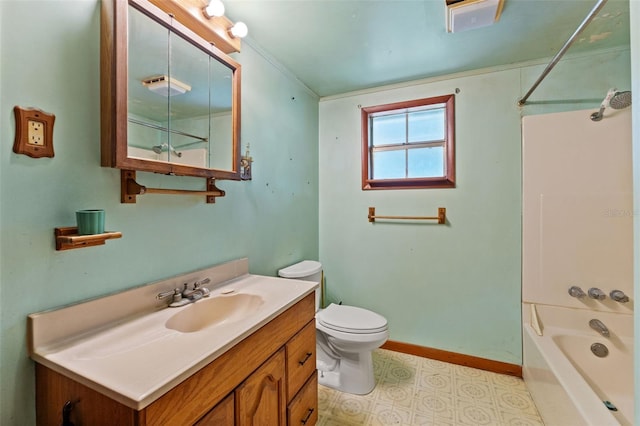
top-left (142, 75), bottom-right (191, 97)
top-left (229, 21), bottom-right (248, 39)
top-left (203, 0), bottom-right (225, 18)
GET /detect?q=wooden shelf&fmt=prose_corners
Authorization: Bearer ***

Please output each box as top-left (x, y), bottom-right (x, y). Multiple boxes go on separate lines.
top-left (55, 227), bottom-right (122, 251)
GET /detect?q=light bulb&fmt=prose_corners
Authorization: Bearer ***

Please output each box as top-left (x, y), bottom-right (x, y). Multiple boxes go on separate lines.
top-left (230, 21), bottom-right (248, 38)
top-left (204, 0), bottom-right (225, 18)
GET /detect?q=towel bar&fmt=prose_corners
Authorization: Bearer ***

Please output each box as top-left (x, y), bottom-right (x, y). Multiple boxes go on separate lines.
top-left (368, 207), bottom-right (446, 224)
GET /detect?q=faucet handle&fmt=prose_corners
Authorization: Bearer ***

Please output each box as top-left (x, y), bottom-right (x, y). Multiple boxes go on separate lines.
top-left (192, 278), bottom-right (211, 296)
top-left (568, 286), bottom-right (586, 298)
top-left (157, 288), bottom-right (180, 299)
top-left (610, 290), bottom-right (630, 303)
top-left (588, 287), bottom-right (606, 300)
top-left (157, 288), bottom-right (183, 306)
top-left (194, 278), bottom-right (211, 288)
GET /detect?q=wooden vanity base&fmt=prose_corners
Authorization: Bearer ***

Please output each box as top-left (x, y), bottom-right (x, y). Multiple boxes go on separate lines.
top-left (35, 293), bottom-right (317, 426)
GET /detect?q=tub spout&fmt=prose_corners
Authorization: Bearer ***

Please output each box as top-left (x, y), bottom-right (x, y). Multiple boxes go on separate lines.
top-left (589, 319), bottom-right (610, 337)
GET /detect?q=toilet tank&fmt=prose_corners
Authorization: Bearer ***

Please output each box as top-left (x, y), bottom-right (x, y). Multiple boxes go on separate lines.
top-left (278, 260), bottom-right (322, 311)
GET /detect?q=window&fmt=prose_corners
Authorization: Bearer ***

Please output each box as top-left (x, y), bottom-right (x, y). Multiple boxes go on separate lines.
top-left (361, 94), bottom-right (455, 190)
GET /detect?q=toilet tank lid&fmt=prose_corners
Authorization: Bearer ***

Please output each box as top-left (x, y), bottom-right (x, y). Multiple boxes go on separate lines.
top-left (278, 260), bottom-right (322, 278)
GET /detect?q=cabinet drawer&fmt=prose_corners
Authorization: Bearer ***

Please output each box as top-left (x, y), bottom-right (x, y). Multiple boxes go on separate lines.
top-left (285, 320), bottom-right (316, 401)
top-left (287, 374), bottom-right (318, 426)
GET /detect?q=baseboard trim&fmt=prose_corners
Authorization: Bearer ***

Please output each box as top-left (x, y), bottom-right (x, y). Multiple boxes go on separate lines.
top-left (381, 340), bottom-right (522, 378)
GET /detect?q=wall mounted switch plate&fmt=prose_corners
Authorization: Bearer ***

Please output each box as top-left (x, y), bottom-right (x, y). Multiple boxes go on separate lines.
top-left (13, 106), bottom-right (55, 158)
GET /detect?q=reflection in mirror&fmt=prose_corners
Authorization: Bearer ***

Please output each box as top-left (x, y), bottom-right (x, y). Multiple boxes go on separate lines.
top-left (126, 4), bottom-right (235, 172)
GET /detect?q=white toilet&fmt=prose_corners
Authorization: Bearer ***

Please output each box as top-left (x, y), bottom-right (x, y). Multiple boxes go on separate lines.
top-left (278, 260), bottom-right (389, 395)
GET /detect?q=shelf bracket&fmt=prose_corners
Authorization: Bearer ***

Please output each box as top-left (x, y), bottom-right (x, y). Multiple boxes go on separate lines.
top-left (55, 227), bottom-right (122, 251)
top-left (121, 170), bottom-right (225, 204)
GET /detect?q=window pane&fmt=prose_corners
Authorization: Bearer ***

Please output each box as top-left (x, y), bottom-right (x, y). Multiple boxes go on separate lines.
top-left (361, 94), bottom-right (455, 190)
top-left (371, 114), bottom-right (405, 146)
top-left (408, 146), bottom-right (444, 178)
top-left (373, 150), bottom-right (405, 179)
top-left (408, 108), bottom-right (444, 143)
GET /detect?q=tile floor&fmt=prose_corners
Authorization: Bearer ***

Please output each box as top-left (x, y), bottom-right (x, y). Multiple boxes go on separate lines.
top-left (317, 349), bottom-right (543, 426)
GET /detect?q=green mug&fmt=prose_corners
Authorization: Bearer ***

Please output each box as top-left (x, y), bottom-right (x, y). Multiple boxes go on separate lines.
top-left (76, 209), bottom-right (105, 235)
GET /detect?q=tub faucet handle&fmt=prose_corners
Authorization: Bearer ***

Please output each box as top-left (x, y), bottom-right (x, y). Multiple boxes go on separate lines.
top-left (588, 287), bottom-right (606, 300)
top-left (568, 286), bottom-right (586, 298)
top-left (609, 290), bottom-right (629, 303)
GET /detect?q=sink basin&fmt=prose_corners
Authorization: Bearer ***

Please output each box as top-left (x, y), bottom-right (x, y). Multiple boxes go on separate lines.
top-left (165, 293), bottom-right (264, 333)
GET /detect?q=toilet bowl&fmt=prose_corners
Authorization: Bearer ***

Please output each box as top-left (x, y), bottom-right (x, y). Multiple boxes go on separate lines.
top-left (278, 260), bottom-right (389, 395)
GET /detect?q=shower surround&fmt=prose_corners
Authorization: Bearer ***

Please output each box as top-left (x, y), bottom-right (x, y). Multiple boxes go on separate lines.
top-left (522, 107), bottom-right (634, 425)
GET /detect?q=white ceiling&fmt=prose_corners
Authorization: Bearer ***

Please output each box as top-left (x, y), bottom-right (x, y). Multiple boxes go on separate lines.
top-left (224, 0), bottom-right (630, 97)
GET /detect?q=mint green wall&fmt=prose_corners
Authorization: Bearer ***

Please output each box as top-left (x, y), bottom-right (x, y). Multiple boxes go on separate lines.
top-left (319, 48), bottom-right (630, 365)
top-left (0, 2), bottom-right (318, 423)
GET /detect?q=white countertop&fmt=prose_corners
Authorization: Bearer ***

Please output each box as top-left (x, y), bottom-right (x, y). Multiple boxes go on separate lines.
top-left (29, 272), bottom-right (317, 410)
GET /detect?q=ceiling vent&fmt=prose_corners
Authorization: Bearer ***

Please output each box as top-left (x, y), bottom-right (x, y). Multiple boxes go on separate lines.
top-left (142, 75), bottom-right (191, 96)
top-left (446, 0), bottom-right (505, 33)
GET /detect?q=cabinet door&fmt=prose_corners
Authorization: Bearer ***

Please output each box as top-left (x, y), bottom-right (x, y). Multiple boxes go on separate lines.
top-left (235, 348), bottom-right (286, 426)
top-left (195, 393), bottom-right (234, 426)
top-left (35, 364), bottom-right (136, 426)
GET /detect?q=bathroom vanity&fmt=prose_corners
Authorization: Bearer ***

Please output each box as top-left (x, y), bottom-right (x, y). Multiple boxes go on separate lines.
top-left (28, 259), bottom-right (318, 425)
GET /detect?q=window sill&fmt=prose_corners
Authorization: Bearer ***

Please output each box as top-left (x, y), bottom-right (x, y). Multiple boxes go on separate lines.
top-left (362, 178), bottom-right (455, 190)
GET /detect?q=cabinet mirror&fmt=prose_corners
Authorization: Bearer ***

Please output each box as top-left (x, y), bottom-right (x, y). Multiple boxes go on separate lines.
top-left (101, 0), bottom-right (241, 180)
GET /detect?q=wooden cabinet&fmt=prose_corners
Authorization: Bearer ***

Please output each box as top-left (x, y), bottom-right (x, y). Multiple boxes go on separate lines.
top-left (235, 349), bottom-right (286, 425)
top-left (195, 393), bottom-right (234, 426)
top-left (35, 293), bottom-right (317, 426)
top-left (285, 319), bottom-right (318, 425)
top-left (286, 320), bottom-right (316, 402)
top-left (288, 374), bottom-right (318, 426)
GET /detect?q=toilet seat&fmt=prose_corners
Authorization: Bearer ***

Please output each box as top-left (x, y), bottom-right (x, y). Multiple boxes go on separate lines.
top-left (316, 303), bottom-right (388, 334)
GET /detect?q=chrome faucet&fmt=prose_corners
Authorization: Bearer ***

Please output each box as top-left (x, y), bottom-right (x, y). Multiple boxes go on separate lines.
top-left (609, 290), bottom-right (629, 303)
top-left (182, 278), bottom-right (211, 300)
top-left (568, 286), bottom-right (586, 298)
top-left (588, 287), bottom-right (606, 300)
top-left (157, 278), bottom-right (211, 307)
top-left (589, 319), bottom-right (610, 337)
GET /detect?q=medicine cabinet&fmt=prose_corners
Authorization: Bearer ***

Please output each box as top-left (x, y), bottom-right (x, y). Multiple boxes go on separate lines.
top-left (101, 0), bottom-right (242, 200)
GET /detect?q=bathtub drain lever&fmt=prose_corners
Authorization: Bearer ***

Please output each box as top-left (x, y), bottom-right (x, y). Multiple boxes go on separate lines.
top-left (591, 342), bottom-right (609, 358)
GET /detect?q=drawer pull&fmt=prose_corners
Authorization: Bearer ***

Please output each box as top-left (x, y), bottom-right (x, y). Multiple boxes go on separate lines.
top-left (62, 400), bottom-right (76, 426)
top-left (301, 408), bottom-right (314, 424)
top-left (298, 352), bottom-right (313, 366)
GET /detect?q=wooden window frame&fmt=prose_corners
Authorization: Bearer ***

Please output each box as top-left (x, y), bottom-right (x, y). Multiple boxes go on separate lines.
top-left (361, 94), bottom-right (455, 190)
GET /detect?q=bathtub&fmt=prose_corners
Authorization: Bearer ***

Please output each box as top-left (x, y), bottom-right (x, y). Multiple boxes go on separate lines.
top-left (522, 303), bottom-right (634, 426)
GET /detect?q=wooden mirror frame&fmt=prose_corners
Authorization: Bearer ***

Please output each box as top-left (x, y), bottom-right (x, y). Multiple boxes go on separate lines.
top-left (100, 0), bottom-right (241, 180)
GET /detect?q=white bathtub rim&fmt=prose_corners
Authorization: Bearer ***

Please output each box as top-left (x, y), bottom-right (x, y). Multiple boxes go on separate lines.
top-left (523, 324), bottom-right (622, 425)
top-left (526, 303), bottom-right (634, 339)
